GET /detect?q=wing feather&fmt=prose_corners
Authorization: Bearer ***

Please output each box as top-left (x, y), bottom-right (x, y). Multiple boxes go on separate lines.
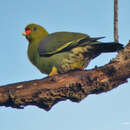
top-left (38, 32), bottom-right (104, 57)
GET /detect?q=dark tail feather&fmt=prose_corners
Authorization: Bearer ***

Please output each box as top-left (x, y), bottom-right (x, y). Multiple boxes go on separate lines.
top-left (92, 42), bottom-right (124, 53)
top-left (90, 36), bottom-right (105, 41)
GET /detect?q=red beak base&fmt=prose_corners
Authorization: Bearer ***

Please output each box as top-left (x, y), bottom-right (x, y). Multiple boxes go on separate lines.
top-left (25, 29), bottom-right (31, 35)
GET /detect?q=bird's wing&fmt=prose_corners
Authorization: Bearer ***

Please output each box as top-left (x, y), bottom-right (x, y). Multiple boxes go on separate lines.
top-left (38, 32), bottom-right (104, 57)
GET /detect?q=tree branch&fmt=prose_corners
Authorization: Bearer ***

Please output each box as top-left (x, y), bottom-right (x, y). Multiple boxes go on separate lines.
top-left (114, 0), bottom-right (119, 42)
top-left (0, 42), bottom-right (130, 111)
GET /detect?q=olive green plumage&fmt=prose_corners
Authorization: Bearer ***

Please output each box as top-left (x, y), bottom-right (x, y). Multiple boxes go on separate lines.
top-left (23, 24), bottom-right (123, 76)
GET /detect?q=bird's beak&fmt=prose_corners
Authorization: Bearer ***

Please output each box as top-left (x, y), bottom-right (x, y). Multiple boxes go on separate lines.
top-left (22, 32), bottom-right (26, 36)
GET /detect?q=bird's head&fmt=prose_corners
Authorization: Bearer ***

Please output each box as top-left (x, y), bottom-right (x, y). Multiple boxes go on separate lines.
top-left (22, 24), bottom-right (48, 42)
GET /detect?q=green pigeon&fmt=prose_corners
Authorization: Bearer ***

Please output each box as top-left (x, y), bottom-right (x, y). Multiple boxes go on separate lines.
top-left (23, 24), bottom-right (123, 76)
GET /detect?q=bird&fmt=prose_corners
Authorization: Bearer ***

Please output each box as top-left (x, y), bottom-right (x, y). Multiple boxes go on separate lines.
top-left (22, 24), bottom-right (123, 76)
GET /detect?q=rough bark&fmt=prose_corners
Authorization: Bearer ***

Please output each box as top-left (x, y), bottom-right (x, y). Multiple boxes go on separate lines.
top-left (114, 0), bottom-right (119, 42)
top-left (0, 42), bottom-right (130, 111)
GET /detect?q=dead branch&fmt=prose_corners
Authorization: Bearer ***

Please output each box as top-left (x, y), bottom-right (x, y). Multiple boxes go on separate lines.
top-left (0, 42), bottom-right (130, 111)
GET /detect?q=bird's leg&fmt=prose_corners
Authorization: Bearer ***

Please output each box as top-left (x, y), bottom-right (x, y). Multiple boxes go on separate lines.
top-left (49, 66), bottom-right (58, 76)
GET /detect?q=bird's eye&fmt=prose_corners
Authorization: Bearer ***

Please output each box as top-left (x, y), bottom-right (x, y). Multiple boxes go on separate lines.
top-left (33, 27), bottom-right (37, 31)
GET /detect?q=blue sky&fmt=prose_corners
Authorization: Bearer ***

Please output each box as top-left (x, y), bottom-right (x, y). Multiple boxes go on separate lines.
top-left (0, 0), bottom-right (130, 130)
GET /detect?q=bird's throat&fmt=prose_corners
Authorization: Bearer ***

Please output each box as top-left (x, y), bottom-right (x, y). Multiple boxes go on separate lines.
top-left (27, 40), bottom-right (40, 66)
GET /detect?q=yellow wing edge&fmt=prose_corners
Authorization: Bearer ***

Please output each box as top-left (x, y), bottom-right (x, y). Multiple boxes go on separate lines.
top-left (47, 36), bottom-right (87, 55)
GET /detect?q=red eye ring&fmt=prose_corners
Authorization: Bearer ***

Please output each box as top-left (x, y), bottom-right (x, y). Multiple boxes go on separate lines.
top-left (25, 29), bottom-right (31, 35)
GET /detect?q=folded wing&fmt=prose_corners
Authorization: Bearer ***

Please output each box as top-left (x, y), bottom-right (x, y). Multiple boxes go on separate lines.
top-left (38, 32), bottom-right (104, 57)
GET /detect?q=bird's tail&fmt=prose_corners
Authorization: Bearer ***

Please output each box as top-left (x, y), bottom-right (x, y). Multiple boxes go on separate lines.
top-left (92, 42), bottom-right (124, 53)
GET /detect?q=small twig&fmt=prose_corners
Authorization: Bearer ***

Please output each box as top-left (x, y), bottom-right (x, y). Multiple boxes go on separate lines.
top-left (114, 0), bottom-right (119, 42)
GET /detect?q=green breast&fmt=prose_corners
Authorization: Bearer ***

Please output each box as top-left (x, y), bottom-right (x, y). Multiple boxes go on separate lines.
top-left (27, 40), bottom-right (69, 74)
